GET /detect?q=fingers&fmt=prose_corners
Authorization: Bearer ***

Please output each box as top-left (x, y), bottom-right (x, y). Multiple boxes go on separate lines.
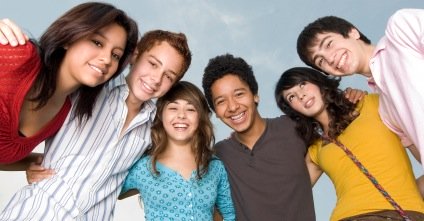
top-left (0, 18), bottom-right (28, 46)
top-left (25, 159), bottom-right (55, 184)
top-left (344, 87), bottom-right (367, 104)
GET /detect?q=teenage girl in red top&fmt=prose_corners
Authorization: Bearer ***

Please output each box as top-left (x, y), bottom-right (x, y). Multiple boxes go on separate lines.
top-left (0, 2), bottom-right (138, 168)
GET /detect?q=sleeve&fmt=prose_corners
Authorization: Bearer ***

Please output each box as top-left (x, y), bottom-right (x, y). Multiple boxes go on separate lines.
top-left (120, 157), bottom-right (145, 195)
top-left (368, 94), bottom-right (413, 147)
top-left (214, 160), bottom-right (236, 221)
top-left (307, 143), bottom-right (320, 165)
top-left (385, 8), bottom-right (424, 54)
top-left (0, 42), bottom-right (38, 71)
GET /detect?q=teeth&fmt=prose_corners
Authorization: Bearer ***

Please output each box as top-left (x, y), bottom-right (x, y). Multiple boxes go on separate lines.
top-left (231, 112), bottom-right (244, 121)
top-left (337, 54), bottom-right (347, 69)
top-left (90, 65), bottom-right (103, 74)
top-left (143, 82), bottom-right (153, 92)
top-left (174, 123), bottom-right (188, 128)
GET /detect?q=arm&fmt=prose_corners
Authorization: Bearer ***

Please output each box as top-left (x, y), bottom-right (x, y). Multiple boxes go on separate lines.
top-left (213, 207), bottom-right (223, 221)
top-left (344, 87), bottom-right (367, 104)
top-left (215, 162), bottom-right (236, 221)
top-left (118, 158), bottom-right (143, 200)
top-left (0, 152), bottom-right (43, 171)
top-left (0, 18), bottom-right (28, 46)
top-left (406, 144), bottom-right (421, 163)
top-left (416, 175), bottom-right (424, 199)
top-left (305, 152), bottom-right (323, 186)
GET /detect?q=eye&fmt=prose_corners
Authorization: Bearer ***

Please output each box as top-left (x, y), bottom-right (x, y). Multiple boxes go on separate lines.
top-left (235, 92), bottom-right (244, 97)
top-left (149, 61), bottom-right (158, 68)
top-left (317, 58), bottom-right (324, 67)
top-left (187, 107), bottom-right (197, 112)
top-left (326, 40), bottom-right (332, 48)
top-left (164, 73), bottom-right (175, 83)
top-left (112, 52), bottom-right (121, 61)
top-left (287, 94), bottom-right (295, 103)
top-left (215, 99), bottom-right (224, 106)
top-left (92, 40), bottom-right (102, 47)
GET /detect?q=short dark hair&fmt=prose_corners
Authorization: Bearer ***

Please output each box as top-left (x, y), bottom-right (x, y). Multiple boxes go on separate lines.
top-left (297, 16), bottom-right (371, 70)
top-left (202, 54), bottom-right (258, 111)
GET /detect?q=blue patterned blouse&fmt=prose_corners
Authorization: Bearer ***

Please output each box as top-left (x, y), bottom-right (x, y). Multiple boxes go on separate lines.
top-left (121, 155), bottom-right (235, 221)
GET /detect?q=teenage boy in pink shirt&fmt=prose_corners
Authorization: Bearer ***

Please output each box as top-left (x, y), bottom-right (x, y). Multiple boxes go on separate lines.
top-left (296, 9), bottom-right (424, 180)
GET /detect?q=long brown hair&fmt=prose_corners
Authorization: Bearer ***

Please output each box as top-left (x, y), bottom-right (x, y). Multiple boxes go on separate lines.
top-left (148, 81), bottom-right (214, 179)
top-left (31, 2), bottom-right (139, 123)
top-left (275, 67), bottom-right (358, 146)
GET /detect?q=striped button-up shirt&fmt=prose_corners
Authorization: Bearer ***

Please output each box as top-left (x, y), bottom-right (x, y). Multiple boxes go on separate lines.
top-left (0, 74), bottom-right (155, 221)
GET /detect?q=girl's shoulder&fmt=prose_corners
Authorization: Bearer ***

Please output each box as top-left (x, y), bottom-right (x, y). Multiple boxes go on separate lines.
top-left (209, 155), bottom-right (226, 171)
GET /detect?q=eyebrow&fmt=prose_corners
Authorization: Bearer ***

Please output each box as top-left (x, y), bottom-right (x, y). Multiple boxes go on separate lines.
top-left (149, 55), bottom-right (179, 77)
top-left (312, 35), bottom-right (331, 64)
top-left (94, 30), bottom-right (125, 52)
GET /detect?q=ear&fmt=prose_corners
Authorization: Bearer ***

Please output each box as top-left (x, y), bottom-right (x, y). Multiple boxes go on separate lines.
top-left (348, 28), bottom-right (360, 40)
top-left (129, 49), bottom-right (139, 65)
top-left (254, 95), bottom-right (259, 104)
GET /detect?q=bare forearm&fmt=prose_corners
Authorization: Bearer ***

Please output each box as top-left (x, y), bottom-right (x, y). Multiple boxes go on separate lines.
top-left (0, 153), bottom-right (43, 171)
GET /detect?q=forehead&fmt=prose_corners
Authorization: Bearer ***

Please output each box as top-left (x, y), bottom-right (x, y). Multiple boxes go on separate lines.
top-left (211, 74), bottom-right (250, 97)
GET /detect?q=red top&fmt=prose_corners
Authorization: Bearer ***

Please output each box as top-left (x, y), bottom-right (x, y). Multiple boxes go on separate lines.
top-left (0, 43), bottom-right (71, 163)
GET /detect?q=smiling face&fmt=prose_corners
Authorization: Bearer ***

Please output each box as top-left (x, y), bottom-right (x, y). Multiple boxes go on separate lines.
top-left (211, 74), bottom-right (260, 134)
top-left (126, 41), bottom-right (184, 106)
top-left (282, 81), bottom-right (327, 120)
top-left (60, 23), bottom-right (127, 89)
top-left (308, 29), bottom-right (370, 76)
top-left (162, 99), bottom-right (199, 145)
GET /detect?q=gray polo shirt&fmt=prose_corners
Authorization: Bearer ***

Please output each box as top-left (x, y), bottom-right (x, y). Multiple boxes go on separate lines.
top-left (215, 115), bottom-right (315, 221)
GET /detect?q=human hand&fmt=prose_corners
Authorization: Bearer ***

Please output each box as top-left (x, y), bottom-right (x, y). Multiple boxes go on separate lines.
top-left (344, 87), bottom-right (367, 104)
top-left (26, 155), bottom-right (55, 184)
top-left (0, 18), bottom-right (28, 46)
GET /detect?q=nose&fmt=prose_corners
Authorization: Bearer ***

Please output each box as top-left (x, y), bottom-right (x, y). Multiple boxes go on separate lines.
top-left (322, 50), bottom-right (335, 65)
top-left (177, 109), bottom-right (186, 119)
top-left (150, 71), bottom-right (162, 86)
top-left (98, 49), bottom-right (112, 65)
top-left (228, 98), bottom-right (240, 112)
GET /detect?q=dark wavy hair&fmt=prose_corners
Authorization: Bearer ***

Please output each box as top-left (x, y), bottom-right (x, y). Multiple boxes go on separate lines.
top-left (202, 53), bottom-right (258, 111)
top-left (148, 81), bottom-right (214, 179)
top-left (274, 67), bottom-right (358, 146)
top-left (134, 30), bottom-right (192, 80)
top-left (297, 16), bottom-right (371, 70)
top-left (31, 2), bottom-right (139, 123)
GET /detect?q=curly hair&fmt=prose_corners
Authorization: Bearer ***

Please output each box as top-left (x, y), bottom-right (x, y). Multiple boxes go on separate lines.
top-left (148, 81), bottom-right (214, 179)
top-left (274, 67), bottom-right (358, 146)
top-left (297, 16), bottom-right (371, 70)
top-left (202, 53), bottom-right (258, 111)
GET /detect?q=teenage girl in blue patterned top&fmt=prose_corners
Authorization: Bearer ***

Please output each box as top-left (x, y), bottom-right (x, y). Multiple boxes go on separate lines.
top-left (119, 81), bottom-right (235, 221)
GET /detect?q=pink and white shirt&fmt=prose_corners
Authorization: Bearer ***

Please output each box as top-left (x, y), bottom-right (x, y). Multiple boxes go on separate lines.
top-left (368, 8), bottom-right (424, 168)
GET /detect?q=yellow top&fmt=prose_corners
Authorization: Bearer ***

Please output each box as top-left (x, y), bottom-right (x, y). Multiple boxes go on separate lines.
top-left (308, 94), bottom-right (424, 221)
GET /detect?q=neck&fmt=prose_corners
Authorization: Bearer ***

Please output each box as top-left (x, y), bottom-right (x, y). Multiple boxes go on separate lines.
top-left (234, 115), bottom-right (266, 149)
top-left (315, 110), bottom-right (330, 135)
top-left (359, 44), bottom-right (376, 77)
top-left (160, 141), bottom-right (194, 159)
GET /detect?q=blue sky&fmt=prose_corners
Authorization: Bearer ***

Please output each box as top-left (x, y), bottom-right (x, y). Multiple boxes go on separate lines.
top-left (0, 1), bottom-right (423, 220)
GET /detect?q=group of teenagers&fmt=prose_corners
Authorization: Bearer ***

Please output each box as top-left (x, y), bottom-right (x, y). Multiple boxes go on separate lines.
top-left (0, 2), bottom-right (424, 221)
